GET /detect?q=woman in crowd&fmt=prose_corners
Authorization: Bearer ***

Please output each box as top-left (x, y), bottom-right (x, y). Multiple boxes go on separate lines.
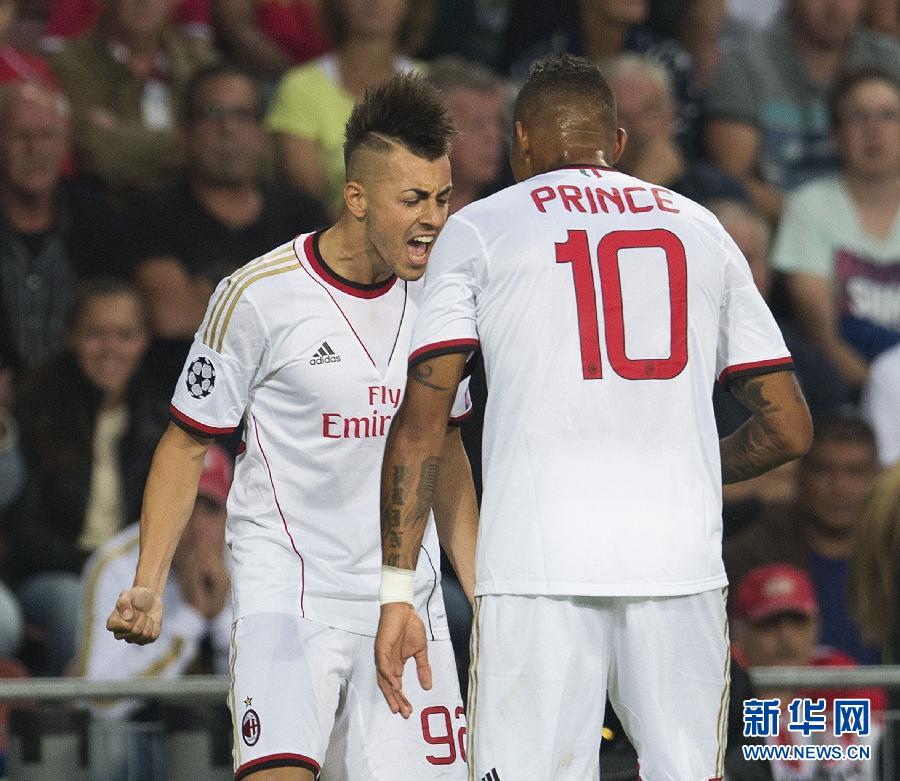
top-left (4, 279), bottom-right (165, 674)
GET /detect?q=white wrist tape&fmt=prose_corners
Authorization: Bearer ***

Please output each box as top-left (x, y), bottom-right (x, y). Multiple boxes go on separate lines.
top-left (379, 566), bottom-right (416, 606)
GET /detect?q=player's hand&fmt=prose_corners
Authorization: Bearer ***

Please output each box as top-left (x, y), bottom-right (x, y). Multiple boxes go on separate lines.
top-left (374, 602), bottom-right (431, 719)
top-left (106, 586), bottom-right (164, 645)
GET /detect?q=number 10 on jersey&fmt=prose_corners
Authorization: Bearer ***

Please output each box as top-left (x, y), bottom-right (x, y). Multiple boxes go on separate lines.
top-left (555, 228), bottom-right (688, 380)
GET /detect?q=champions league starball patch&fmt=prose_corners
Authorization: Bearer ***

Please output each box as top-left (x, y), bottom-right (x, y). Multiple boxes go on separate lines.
top-left (186, 356), bottom-right (216, 399)
top-left (242, 708), bottom-right (261, 746)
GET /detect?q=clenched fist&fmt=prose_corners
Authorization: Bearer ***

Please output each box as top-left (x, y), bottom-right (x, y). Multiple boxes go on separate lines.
top-left (106, 586), bottom-right (164, 645)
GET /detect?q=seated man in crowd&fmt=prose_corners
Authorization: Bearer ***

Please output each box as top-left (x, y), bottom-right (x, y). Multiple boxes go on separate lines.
top-left (708, 199), bottom-right (849, 440)
top-left (728, 564), bottom-right (886, 781)
top-left (706, 0), bottom-right (899, 221)
top-left (725, 413), bottom-right (881, 664)
top-left (606, 53), bottom-right (747, 205)
top-left (76, 445), bottom-right (232, 704)
top-left (771, 67), bottom-right (900, 390)
top-left (128, 64), bottom-right (327, 341)
top-left (0, 81), bottom-right (124, 371)
top-left (50, 0), bottom-right (217, 197)
top-left (427, 56), bottom-right (508, 215)
top-left (76, 445), bottom-right (231, 778)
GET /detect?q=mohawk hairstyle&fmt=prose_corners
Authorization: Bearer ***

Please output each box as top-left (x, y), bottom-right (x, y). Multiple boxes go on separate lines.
top-left (343, 73), bottom-right (455, 175)
top-left (514, 53), bottom-right (617, 133)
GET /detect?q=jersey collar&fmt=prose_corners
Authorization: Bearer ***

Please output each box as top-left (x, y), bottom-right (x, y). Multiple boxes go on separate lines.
top-left (536, 163), bottom-right (618, 178)
top-left (302, 232), bottom-right (397, 299)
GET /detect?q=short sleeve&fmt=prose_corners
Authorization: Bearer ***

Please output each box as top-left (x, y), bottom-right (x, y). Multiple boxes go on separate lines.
top-left (409, 215), bottom-right (483, 367)
top-left (706, 46), bottom-right (757, 126)
top-left (266, 66), bottom-right (320, 140)
top-left (169, 279), bottom-right (268, 436)
top-left (769, 184), bottom-right (833, 277)
top-left (716, 229), bottom-right (794, 386)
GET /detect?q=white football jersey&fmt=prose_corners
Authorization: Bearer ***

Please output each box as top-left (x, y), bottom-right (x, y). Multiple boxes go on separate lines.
top-left (410, 166), bottom-right (793, 598)
top-left (171, 233), bottom-right (471, 637)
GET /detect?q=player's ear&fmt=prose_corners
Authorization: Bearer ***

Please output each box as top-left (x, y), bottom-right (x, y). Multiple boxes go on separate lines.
top-left (514, 121), bottom-right (529, 156)
top-left (345, 180), bottom-right (367, 220)
top-left (610, 127), bottom-right (627, 165)
top-left (510, 120), bottom-right (532, 181)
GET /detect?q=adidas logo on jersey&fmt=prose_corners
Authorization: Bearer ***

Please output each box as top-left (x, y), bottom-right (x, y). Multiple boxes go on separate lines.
top-left (481, 770), bottom-right (501, 781)
top-left (310, 342), bottom-right (342, 365)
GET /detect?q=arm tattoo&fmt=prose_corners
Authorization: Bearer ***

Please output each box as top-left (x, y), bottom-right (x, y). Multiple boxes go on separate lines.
top-left (720, 375), bottom-right (789, 484)
top-left (381, 458), bottom-right (443, 568)
top-left (409, 363), bottom-right (449, 392)
top-left (383, 465), bottom-right (406, 568)
top-left (416, 458), bottom-right (440, 507)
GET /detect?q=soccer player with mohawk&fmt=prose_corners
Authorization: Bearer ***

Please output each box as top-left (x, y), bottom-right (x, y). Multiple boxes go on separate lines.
top-left (107, 73), bottom-right (475, 781)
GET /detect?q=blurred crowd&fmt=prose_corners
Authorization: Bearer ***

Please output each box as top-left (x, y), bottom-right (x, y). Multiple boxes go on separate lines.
top-left (0, 0), bottom-right (896, 776)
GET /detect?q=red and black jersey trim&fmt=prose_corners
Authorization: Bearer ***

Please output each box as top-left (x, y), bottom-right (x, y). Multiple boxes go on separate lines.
top-left (718, 357), bottom-right (795, 387)
top-left (235, 753), bottom-right (320, 780)
top-left (169, 404), bottom-right (237, 436)
top-left (448, 406), bottom-right (474, 427)
top-left (302, 232), bottom-right (397, 299)
top-left (409, 338), bottom-right (480, 368)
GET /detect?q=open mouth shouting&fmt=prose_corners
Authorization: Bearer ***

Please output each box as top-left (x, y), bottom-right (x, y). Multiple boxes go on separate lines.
top-left (405, 234), bottom-right (436, 268)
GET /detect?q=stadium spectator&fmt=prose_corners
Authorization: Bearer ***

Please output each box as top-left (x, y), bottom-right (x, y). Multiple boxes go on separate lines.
top-left (427, 56), bottom-right (508, 214)
top-left (128, 64), bottom-right (327, 341)
top-left (77, 444), bottom-right (232, 715)
top-left (704, 200), bottom-right (847, 538)
top-left (267, 0), bottom-right (419, 217)
top-left (706, 0), bottom-right (899, 222)
top-left (41, 0), bottom-right (213, 55)
top-left (499, 0), bottom-right (703, 159)
top-left (851, 462), bottom-right (900, 663)
top-left (0, 81), bottom-right (124, 371)
top-left (214, 0), bottom-right (329, 80)
top-left (728, 563), bottom-right (886, 781)
top-left (4, 279), bottom-right (164, 674)
top-left (861, 342), bottom-right (900, 466)
top-left (606, 53), bottom-right (746, 203)
top-left (725, 414), bottom-right (881, 664)
top-left (0, 0), bottom-right (54, 84)
top-left (771, 67), bottom-right (900, 390)
top-left (707, 200), bottom-right (849, 439)
top-left (49, 0), bottom-right (217, 197)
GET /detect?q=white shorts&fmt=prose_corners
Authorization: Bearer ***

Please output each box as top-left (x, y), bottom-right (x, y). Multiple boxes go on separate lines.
top-left (229, 612), bottom-right (467, 780)
top-left (467, 591), bottom-right (730, 781)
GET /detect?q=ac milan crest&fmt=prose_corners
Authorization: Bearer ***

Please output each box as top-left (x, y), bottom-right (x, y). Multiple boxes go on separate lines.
top-left (242, 708), bottom-right (261, 746)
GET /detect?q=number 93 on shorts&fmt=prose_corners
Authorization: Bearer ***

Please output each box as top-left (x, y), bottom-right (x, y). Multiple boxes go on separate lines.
top-left (229, 612), bottom-right (467, 780)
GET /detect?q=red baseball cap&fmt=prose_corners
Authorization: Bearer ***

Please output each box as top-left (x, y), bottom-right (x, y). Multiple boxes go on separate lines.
top-left (197, 445), bottom-right (233, 507)
top-left (733, 564), bottom-right (819, 623)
